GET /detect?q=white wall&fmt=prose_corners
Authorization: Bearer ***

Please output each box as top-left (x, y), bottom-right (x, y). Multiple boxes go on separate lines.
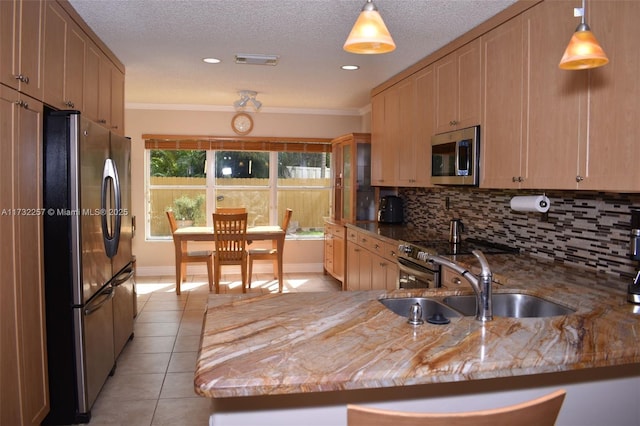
top-left (125, 106), bottom-right (367, 274)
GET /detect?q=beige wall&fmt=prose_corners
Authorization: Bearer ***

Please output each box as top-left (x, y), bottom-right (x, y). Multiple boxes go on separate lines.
top-left (126, 106), bottom-right (367, 275)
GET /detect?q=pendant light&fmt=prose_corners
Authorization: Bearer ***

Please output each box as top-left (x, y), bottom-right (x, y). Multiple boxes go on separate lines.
top-left (559, 0), bottom-right (608, 70)
top-left (343, 0), bottom-right (395, 54)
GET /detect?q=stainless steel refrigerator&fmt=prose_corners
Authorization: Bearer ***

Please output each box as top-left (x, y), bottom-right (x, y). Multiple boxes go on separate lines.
top-left (42, 110), bottom-right (135, 424)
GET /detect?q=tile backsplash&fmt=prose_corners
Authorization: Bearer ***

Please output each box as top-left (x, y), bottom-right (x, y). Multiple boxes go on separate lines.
top-left (399, 187), bottom-right (640, 279)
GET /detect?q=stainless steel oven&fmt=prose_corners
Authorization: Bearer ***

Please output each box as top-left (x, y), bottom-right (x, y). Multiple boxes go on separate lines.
top-left (397, 243), bottom-right (440, 289)
top-left (397, 238), bottom-right (519, 289)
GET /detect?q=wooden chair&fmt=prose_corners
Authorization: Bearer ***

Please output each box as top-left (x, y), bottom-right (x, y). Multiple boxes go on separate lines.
top-left (347, 389), bottom-right (566, 426)
top-left (215, 207), bottom-right (246, 214)
top-left (212, 212), bottom-right (249, 293)
top-left (166, 211), bottom-right (215, 294)
top-left (247, 208), bottom-right (292, 290)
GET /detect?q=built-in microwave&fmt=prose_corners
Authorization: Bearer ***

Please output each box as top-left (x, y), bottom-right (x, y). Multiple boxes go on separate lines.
top-left (431, 125), bottom-right (480, 186)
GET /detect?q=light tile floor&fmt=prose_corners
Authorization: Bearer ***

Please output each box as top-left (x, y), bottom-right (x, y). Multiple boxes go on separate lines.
top-left (85, 272), bottom-right (341, 426)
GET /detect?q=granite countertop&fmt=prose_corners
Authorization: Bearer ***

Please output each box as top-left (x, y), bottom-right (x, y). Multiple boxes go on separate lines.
top-left (194, 251), bottom-right (640, 398)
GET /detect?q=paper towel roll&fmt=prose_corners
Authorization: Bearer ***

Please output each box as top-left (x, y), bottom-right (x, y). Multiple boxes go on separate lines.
top-left (510, 195), bottom-right (550, 213)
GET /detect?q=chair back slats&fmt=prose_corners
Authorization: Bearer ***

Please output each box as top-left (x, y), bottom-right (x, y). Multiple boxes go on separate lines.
top-left (213, 213), bottom-right (248, 262)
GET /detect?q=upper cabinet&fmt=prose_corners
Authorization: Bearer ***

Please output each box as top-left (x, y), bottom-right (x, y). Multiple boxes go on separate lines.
top-left (371, 67), bottom-right (434, 188)
top-left (434, 38), bottom-right (482, 133)
top-left (373, 0), bottom-right (640, 193)
top-left (480, 14), bottom-right (526, 189)
top-left (371, 88), bottom-right (398, 186)
top-left (1, 0), bottom-right (45, 100)
top-left (481, 1), bottom-right (589, 190)
top-left (44, 0), bottom-right (86, 110)
top-left (581, 0), bottom-right (640, 191)
top-left (3, 0), bottom-right (125, 134)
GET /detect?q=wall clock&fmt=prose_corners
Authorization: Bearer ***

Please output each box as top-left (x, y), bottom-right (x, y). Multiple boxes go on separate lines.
top-left (231, 112), bottom-right (253, 135)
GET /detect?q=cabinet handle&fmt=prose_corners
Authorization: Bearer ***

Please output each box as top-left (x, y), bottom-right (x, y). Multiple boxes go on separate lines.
top-left (65, 100), bottom-right (75, 108)
top-left (512, 176), bottom-right (524, 183)
top-left (374, 244), bottom-right (379, 249)
top-left (111, 125), bottom-right (119, 129)
top-left (98, 119), bottom-right (107, 124)
top-left (576, 175), bottom-right (584, 182)
top-left (449, 120), bottom-right (458, 126)
top-left (14, 74), bottom-right (29, 84)
top-left (452, 277), bottom-right (462, 285)
top-left (14, 100), bottom-right (28, 109)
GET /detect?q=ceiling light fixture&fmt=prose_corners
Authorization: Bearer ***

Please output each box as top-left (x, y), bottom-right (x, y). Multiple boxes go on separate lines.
top-left (341, 65), bottom-right (360, 70)
top-left (233, 90), bottom-right (262, 111)
top-left (559, 0), bottom-right (608, 70)
top-left (203, 57), bottom-right (221, 64)
top-left (343, 0), bottom-right (395, 54)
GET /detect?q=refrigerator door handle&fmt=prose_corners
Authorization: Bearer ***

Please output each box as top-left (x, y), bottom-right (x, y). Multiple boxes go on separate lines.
top-left (112, 267), bottom-right (134, 287)
top-left (84, 285), bottom-right (115, 316)
top-left (101, 158), bottom-right (122, 258)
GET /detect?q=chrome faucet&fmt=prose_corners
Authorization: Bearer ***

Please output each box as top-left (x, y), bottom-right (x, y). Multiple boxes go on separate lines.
top-left (424, 250), bottom-right (493, 321)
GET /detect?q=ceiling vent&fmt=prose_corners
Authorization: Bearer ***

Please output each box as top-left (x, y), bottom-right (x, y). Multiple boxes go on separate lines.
top-left (234, 53), bottom-right (279, 66)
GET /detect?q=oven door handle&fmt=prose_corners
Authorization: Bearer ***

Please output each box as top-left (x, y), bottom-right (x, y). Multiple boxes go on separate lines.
top-left (398, 258), bottom-right (438, 280)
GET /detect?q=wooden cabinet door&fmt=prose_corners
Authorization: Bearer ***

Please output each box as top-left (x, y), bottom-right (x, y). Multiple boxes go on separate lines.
top-left (370, 253), bottom-right (397, 290)
top-left (413, 65), bottom-right (436, 187)
top-left (456, 38), bottom-right (482, 130)
top-left (97, 56), bottom-right (112, 127)
top-left (370, 93), bottom-right (385, 185)
top-left (346, 241), bottom-right (361, 291)
top-left (110, 68), bottom-right (124, 134)
top-left (0, 84), bottom-right (22, 426)
top-left (83, 43), bottom-right (100, 121)
top-left (371, 88), bottom-right (398, 186)
top-left (43, 1), bottom-right (66, 109)
top-left (480, 15), bottom-right (526, 189)
top-left (583, 0), bottom-right (640, 191)
top-left (65, 21), bottom-right (85, 111)
top-left (0, 0), bottom-right (18, 90)
top-left (0, 85), bottom-right (49, 426)
top-left (2, 0), bottom-right (44, 99)
top-left (523, 0), bottom-right (588, 190)
top-left (395, 78), bottom-right (418, 186)
top-left (15, 0), bottom-right (44, 100)
top-left (435, 52), bottom-right (457, 133)
top-left (435, 39), bottom-right (481, 134)
top-left (15, 91), bottom-right (48, 426)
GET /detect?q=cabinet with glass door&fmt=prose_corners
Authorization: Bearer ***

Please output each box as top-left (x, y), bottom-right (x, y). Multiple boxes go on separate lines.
top-left (331, 133), bottom-right (374, 223)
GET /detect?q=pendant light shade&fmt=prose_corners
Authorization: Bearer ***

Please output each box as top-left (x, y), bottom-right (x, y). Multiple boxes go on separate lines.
top-left (344, 0), bottom-right (395, 54)
top-left (559, 1), bottom-right (608, 70)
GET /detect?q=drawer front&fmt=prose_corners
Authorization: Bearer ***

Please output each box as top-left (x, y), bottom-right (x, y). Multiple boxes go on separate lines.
top-left (368, 237), bottom-right (386, 257)
top-left (383, 241), bottom-right (398, 263)
top-left (347, 229), bottom-right (359, 244)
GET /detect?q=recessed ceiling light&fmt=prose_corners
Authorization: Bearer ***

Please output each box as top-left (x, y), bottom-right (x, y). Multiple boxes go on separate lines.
top-left (203, 57), bottom-right (221, 64)
top-left (341, 65), bottom-right (360, 71)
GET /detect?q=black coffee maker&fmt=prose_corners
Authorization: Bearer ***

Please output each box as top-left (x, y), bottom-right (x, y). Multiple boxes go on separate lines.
top-left (378, 196), bottom-right (403, 224)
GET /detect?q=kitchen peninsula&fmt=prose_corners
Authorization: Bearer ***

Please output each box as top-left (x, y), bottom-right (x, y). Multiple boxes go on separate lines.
top-left (195, 249), bottom-right (640, 426)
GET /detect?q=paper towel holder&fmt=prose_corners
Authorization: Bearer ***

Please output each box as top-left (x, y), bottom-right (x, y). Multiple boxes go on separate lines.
top-left (509, 193), bottom-right (550, 221)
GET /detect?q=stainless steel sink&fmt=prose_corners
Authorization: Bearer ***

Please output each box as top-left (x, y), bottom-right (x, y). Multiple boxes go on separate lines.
top-left (442, 293), bottom-right (575, 318)
top-left (379, 297), bottom-right (463, 323)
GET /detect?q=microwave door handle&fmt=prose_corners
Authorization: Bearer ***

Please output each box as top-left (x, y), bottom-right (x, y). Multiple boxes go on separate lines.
top-left (457, 141), bottom-right (471, 175)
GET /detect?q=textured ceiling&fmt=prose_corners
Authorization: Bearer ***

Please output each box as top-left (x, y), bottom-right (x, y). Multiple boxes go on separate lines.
top-left (68, 0), bottom-right (518, 113)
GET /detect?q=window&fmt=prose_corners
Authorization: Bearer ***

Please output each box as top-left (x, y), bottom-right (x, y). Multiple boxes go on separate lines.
top-left (145, 138), bottom-right (332, 240)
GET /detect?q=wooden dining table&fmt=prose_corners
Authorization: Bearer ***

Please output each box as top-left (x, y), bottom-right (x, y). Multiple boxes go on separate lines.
top-left (172, 225), bottom-right (286, 294)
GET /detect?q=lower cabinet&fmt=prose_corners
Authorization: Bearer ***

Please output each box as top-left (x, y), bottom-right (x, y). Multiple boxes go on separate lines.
top-left (345, 227), bottom-right (398, 291)
top-left (323, 222), bottom-right (345, 286)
